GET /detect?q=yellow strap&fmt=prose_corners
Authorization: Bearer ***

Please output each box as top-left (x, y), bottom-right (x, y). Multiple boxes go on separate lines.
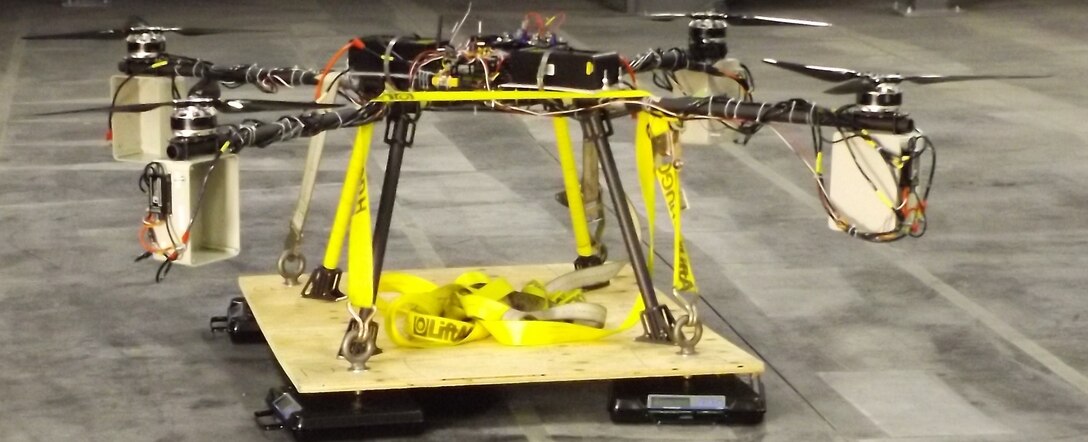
top-left (384, 287), bottom-right (491, 347)
top-left (322, 124), bottom-right (374, 269)
top-left (636, 112), bottom-right (698, 293)
top-left (404, 311), bottom-right (477, 344)
top-left (371, 89), bottom-right (651, 103)
top-left (379, 268), bottom-right (645, 347)
top-left (656, 157), bottom-right (698, 293)
top-left (475, 288), bottom-right (645, 345)
top-left (346, 126), bottom-right (375, 307)
top-left (553, 117), bottom-right (594, 257)
top-left (377, 276), bottom-right (486, 347)
top-left (634, 112), bottom-right (657, 271)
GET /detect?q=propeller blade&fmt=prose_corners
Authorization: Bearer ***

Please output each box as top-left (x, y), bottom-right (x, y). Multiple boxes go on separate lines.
top-left (646, 12), bottom-right (691, 22)
top-left (902, 73), bottom-right (1050, 85)
top-left (109, 101), bottom-right (178, 113)
top-left (188, 78), bottom-right (222, 100)
top-left (726, 15), bottom-right (831, 27)
top-left (823, 78), bottom-right (872, 95)
top-left (214, 99), bottom-right (341, 113)
top-left (35, 105), bottom-right (118, 116)
top-left (125, 15), bottom-right (150, 29)
top-left (35, 101), bottom-right (174, 116)
top-left (762, 58), bottom-right (860, 83)
top-left (23, 19), bottom-right (260, 40)
top-left (169, 27), bottom-right (258, 36)
top-left (22, 28), bottom-right (125, 40)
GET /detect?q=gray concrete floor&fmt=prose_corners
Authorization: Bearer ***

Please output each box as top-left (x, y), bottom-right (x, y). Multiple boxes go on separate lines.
top-left (1, 0), bottom-right (1087, 440)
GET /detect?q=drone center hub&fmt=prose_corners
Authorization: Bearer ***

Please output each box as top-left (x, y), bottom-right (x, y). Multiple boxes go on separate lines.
top-left (126, 31), bottom-right (166, 60)
top-left (688, 18), bottom-right (727, 63)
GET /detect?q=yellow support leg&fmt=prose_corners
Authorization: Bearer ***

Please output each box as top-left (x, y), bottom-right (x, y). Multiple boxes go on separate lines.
top-left (554, 117), bottom-right (595, 258)
top-left (322, 124), bottom-right (375, 269)
top-left (346, 129), bottom-right (375, 308)
top-left (302, 124), bottom-right (376, 301)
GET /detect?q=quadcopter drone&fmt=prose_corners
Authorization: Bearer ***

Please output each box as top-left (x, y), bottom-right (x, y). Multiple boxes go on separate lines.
top-left (24, 11), bottom-right (938, 366)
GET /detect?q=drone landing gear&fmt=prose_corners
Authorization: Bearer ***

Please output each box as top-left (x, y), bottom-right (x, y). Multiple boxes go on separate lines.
top-left (555, 119), bottom-right (611, 290)
top-left (609, 374), bottom-right (765, 425)
top-left (210, 297), bottom-right (265, 344)
top-left (255, 385), bottom-right (424, 440)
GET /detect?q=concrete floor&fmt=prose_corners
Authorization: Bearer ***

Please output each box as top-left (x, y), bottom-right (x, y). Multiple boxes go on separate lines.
top-left (1, 0), bottom-right (1087, 440)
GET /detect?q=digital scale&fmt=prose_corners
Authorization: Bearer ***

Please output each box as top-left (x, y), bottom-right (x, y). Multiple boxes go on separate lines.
top-left (208, 296), bottom-right (264, 343)
top-left (256, 385), bottom-right (425, 439)
top-left (610, 375), bottom-right (765, 424)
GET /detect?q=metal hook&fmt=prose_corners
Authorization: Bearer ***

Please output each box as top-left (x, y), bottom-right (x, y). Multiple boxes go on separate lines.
top-left (340, 306), bottom-right (380, 372)
top-left (672, 314), bottom-right (703, 356)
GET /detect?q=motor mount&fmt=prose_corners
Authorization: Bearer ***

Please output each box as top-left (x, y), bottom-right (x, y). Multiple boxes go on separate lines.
top-left (125, 31), bottom-right (166, 59)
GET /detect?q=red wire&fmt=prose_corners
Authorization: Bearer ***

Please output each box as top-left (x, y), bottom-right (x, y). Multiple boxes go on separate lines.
top-left (407, 49), bottom-right (441, 88)
top-left (315, 38), bottom-right (365, 99)
top-left (619, 56), bottom-right (638, 87)
top-left (525, 12), bottom-right (545, 34)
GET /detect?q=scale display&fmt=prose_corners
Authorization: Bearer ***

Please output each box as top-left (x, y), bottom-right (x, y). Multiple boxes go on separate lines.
top-left (647, 394), bottom-right (727, 411)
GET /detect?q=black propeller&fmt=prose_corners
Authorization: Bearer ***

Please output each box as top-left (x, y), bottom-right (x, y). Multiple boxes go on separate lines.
top-left (647, 12), bottom-right (830, 27)
top-left (37, 98), bottom-right (341, 116)
top-left (23, 15), bottom-right (256, 40)
top-left (763, 58), bottom-right (1048, 95)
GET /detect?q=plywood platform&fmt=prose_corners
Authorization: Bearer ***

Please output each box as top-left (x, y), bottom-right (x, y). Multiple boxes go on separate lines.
top-left (240, 263), bottom-right (764, 394)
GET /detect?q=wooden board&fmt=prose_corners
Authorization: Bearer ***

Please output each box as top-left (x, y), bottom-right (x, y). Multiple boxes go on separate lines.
top-left (241, 263), bottom-right (764, 394)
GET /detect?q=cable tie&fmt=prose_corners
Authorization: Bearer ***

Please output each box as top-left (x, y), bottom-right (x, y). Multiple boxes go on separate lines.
top-left (383, 37), bottom-right (401, 87)
top-left (756, 102), bottom-right (768, 123)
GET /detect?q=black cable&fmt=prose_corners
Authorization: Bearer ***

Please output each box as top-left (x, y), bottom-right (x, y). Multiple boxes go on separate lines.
top-left (107, 74), bottom-right (135, 137)
top-left (181, 149), bottom-right (224, 254)
top-left (906, 135), bottom-right (935, 238)
top-left (170, 74), bottom-right (180, 99)
top-left (651, 70), bottom-right (673, 91)
top-left (740, 63), bottom-right (755, 96)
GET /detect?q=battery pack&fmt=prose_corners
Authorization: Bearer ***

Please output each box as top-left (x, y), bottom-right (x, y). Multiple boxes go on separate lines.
top-left (505, 47), bottom-right (621, 90)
